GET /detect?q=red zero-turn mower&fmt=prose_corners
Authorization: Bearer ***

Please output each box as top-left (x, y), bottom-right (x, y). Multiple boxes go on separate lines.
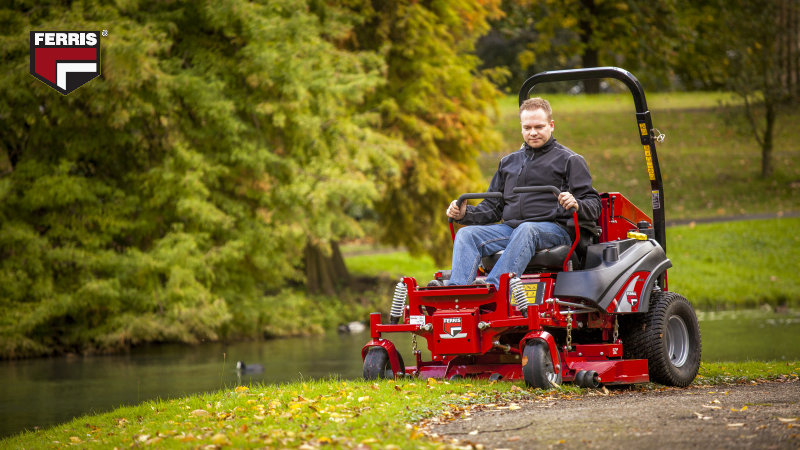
top-left (361, 67), bottom-right (702, 388)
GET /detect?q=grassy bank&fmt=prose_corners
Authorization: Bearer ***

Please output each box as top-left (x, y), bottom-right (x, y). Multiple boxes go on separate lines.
top-left (3, 362), bottom-right (797, 448)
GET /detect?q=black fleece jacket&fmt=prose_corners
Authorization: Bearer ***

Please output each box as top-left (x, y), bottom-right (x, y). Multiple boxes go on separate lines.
top-left (458, 137), bottom-right (601, 228)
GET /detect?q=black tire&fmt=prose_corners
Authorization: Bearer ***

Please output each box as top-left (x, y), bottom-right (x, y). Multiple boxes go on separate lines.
top-left (620, 291), bottom-right (701, 387)
top-left (362, 347), bottom-right (405, 380)
top-left (522, 341), bottom-right (562, 389)
top-left (574, 370), bottom-right (587, 387)
top-left (584, 370), bottom-right (600, 388)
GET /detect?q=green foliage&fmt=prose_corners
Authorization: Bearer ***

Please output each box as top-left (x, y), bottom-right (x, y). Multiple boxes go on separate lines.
top-left (479, 0), bottom-right (684, 91)
top-left (0, 0), bottom-right (425, 357)
top-left (0, 0), bottom-right (506, 358)
top-left (340, 0), bottom-right (505, 264)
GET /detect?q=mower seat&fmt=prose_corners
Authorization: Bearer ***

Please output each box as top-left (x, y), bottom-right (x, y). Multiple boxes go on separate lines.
top-left (479, 221), bottom-right (601, 274)
top-left (480, 245), bottom-right (577, 273)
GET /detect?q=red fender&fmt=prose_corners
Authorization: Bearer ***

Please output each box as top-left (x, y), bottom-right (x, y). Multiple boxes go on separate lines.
top-left (520, 330), bottom-right (561, 373)
top-left (361, 339), bottom-right (404, 377)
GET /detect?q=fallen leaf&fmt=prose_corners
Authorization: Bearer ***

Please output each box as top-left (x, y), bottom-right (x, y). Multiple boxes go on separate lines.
top-left (727, 423), bottom-right (745, 428)
top-left (731, 406), bottom-right (748, 412)
top-left (235, 386), bottom-right (249, 393)
top-left (702, 405), bottom-right (721, 410)
top-left (778, 417), bottom-right (799, 423)
top-left (468, 430), bottom-right (479, 435)
top-left (693, 412), bottom-right (712, 420)
top-left (191, 409), bottom-right (209, 416)
top-left (211, 433), bottom-right (231, 446)
top-left (69, 437), bottom-right (82, 443)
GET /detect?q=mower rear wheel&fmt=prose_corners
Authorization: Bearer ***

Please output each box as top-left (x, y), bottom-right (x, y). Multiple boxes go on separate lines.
top-left (362, 347), bottom-right (405, 380)
top-left (522, 341), bottom-right (562, 389)
top-left (621, 291), bottom-right (701, 387)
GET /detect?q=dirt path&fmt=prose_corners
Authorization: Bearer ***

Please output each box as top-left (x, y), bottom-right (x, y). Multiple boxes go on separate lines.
top-left (425, 380), bottom-right (800, 449)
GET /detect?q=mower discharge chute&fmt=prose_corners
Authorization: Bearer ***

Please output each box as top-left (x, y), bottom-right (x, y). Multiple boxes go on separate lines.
top-left (361, 67), bottom-right (701, 388)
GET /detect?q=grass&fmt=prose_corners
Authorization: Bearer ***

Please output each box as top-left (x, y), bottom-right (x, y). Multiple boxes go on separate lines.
top-left (667, 218), bottom-right (800, 308)
top-left (3, 363), bottom-right (796, 448)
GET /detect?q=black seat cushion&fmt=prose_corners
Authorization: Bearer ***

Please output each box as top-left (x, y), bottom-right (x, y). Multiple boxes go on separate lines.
top-left (479, 221), bottom-right (602, 274)
top-left (481, 245), bottom-right (576, 273)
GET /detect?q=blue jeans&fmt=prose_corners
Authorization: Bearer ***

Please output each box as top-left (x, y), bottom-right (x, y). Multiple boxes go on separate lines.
top-left (448, 222), bottom-right (571, 289)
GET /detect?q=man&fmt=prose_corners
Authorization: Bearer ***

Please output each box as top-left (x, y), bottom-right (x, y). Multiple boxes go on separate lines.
top-left (444, 97), bottom-right (601, 288)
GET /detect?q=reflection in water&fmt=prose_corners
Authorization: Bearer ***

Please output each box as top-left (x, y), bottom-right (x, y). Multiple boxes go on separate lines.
top-left (0, 310), bottom-right (798, 438)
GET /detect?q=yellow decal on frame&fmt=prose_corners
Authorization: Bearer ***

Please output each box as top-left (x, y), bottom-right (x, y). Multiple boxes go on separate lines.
top-left (643, 145), bottom-right (655, 180)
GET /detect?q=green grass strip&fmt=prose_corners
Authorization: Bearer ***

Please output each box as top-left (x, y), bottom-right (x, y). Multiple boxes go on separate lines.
top-left (4, 362), bottom-right (797, 448)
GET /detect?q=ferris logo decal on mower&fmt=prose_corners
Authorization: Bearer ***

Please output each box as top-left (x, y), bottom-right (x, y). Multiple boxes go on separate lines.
top-left (30, 31), bottom-right (102, 95)
top-left (440, 317), bottom-right (467, 339)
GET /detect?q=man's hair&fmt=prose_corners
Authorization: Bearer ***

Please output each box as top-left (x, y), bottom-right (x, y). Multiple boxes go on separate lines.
top-left (519, 97), bottom-right (553, 120)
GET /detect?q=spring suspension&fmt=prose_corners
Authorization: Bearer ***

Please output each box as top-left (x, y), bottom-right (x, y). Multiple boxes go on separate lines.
top-left (389, 279), bottom-right (408, 324)
top-left (509, 276), bottom-right (528, 318)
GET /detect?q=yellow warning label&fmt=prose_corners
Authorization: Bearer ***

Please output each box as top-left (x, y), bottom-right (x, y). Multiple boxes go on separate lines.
top-left (523, 283), bottom-right (538, 299)
top-left (639, 123), bottom-right (648, 136)
top-left (643, 145), bottom-right (655, 180)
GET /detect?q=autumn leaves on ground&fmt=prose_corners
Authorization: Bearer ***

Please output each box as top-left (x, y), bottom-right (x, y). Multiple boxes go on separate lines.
top-left (4, 361), bottom-right (798, 448)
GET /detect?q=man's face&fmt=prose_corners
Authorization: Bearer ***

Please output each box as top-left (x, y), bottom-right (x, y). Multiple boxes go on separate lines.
top-left (520, 108), bottom-right (554, 149)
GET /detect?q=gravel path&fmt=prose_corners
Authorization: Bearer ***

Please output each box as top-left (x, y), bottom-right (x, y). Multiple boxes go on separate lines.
top-left (426, 380), bottom-right (800, 449)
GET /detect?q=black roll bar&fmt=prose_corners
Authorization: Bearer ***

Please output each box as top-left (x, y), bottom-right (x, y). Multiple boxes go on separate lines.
top-left (518, 67), bottom-right (667, 254)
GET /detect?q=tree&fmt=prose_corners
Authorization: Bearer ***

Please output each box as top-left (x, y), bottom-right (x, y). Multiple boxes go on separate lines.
top-left (673, 0), bottom-right (800, 178)
top-left (0, 0), bottom-right (406, 356)
top-left (338, 0), bottom-right (505, 264)
top-left (477, 0), bottom-right (683, 93)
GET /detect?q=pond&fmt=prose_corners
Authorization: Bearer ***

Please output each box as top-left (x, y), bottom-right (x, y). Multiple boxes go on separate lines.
top-left (1, 308), bottom-right (798, 439)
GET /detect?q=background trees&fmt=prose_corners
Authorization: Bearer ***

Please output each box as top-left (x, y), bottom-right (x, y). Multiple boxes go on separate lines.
top-left (672, 0), bottom-right (800, 178)
top-left (0, 0), bottom-right (500, 357)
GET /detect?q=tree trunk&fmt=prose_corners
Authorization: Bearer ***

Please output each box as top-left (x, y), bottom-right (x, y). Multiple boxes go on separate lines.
top-left (304, 241), bottom-right (351, 296)
top-left (761, 102), bottom-right (775, 178)
top-left (579, 0), bottom-right (600, 94)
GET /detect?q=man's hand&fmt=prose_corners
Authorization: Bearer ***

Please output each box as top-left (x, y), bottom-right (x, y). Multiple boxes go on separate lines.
top-left (447, 200), bottom-right (467, 220)
top-left (558, 191), bottom-right (579, 211)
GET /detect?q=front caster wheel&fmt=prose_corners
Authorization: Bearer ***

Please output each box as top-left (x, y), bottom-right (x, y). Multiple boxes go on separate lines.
top-left (362, 347), bottom-right (405, 380)
top-left (522, 341), bottom-right (562, 389)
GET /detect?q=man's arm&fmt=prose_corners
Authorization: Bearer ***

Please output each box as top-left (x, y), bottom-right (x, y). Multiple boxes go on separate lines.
top-left (566, 154), bottom-right (601, 222)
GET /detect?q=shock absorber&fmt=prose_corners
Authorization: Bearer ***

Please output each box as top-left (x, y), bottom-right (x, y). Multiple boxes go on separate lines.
top-left (509, 276), bottom-right (528, 318)
top-left (389, 279), bottom-right (408, 324)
